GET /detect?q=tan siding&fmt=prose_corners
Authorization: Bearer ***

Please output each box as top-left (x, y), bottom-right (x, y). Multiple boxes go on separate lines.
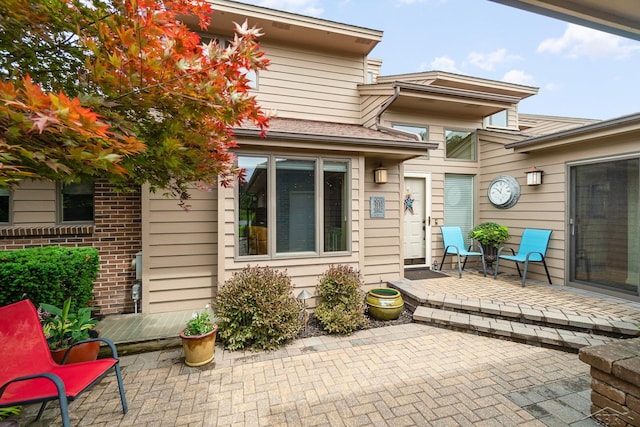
top-left (12, 181), bottom-right (56, 225)
top-left (255, 43), bottom-right (366, 123)
top-left (142, 185), bottom-right (218, 313)
top-left (477, 129), bottom-right (640, 285)
top-left (363, 160), bottom-right (403, 288)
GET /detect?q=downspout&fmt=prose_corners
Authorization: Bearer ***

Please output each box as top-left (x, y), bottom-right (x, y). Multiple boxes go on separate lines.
top-left (374, 84), bottom-right (420, 141)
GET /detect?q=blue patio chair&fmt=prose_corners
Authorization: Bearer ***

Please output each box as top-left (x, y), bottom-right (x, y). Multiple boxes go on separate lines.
top-left (493, 228), bottom-right (552, 287)
top-left (439, 226), bottom-right (487, 278)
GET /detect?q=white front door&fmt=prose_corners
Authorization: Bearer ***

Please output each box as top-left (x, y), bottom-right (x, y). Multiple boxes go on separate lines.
top-left (403, 175), bottom-right (431, 266)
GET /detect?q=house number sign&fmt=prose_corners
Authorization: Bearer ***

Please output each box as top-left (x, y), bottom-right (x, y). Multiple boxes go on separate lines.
top-left (370, 196), bottom-right (385, 218)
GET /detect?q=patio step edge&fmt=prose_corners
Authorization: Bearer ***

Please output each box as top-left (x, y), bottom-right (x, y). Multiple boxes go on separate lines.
top-left (413, 306), bottom-right (616, 353)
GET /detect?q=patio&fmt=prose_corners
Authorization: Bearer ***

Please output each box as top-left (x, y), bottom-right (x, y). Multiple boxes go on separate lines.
top-left (13, 271), bottom-right (640, 426)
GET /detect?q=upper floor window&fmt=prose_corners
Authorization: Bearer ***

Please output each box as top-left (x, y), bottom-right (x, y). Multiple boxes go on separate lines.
top-left (485, 110), bottom-right (508, 128)
top-left (60, 182), bottom-right (94, 222)
top-left (445, 129), bottom-right (476, 161)
top-left (237, 155), bottom-right (349, 258)
top-left (392, 124), bottom-right (428, 141)
top-left (0, 188), bottom-right (9, 223)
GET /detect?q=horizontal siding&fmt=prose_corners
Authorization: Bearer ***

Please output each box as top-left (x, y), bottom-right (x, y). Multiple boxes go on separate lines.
top-left (363, 159), bottom-right (404, 288)
top-left (476, 128), bottom-right (640, 285)
top-left (12, 181), bottom-right (56, 225)
top-left (142, 186), bottom-right (218, 314)
top-left (255, 43), bottom-right (365, 123)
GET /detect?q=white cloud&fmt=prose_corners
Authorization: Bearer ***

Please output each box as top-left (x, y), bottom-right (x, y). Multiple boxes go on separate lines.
top-left (425, 56), bottom-right (460, 73)
top-left (502, 70), bottom-right (535, 86)
top-left (537, 24), bottom-right (640, 59)
top-left (468, 48), bottom-right (522, 71)
top-left (255, 0), bottom-right (323, 16)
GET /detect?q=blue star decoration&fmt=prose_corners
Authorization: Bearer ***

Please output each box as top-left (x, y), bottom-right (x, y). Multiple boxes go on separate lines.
top-left (404, 193), bottom-right (414, 214)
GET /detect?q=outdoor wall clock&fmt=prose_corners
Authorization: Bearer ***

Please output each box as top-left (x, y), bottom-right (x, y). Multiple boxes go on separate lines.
top-left (487, 175), bottom-right (520, 209)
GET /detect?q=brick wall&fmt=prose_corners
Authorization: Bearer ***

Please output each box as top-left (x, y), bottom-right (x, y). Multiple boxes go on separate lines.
top-left (579, 338), bottom-right (640, 426)
top-left (0, 182), bottom-right (142, 315)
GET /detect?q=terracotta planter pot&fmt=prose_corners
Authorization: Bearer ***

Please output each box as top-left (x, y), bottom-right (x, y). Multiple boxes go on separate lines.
top-left (366, 288), bottom-right (404, 321)
top-left (180, 325), bottom-right (218, 367)
top-left (50, 340), bottom-right (100, 365)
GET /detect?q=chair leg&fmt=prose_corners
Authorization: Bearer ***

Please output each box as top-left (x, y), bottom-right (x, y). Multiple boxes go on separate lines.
top-left (480, 256), bottom-right (487, 277)
top-left (440, 252), bottom-right (447, 272)
top-left (114, 363), bottom-right (128, 414)
top-left (36, 402), bottom-right (48, 421)
top-left (542, 258), bottom-right (552, 284)
top-left (514, 262), bottom-right (522, 278)
top-left (493, 257), bottom-right (500, 279)
top-left (521, 260), bottom-right (528, 287)
top-left (456, 253), bottom-right (462, 278)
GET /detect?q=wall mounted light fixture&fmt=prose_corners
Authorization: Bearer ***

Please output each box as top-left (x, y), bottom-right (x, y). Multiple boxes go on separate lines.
top-left (526, 166), bottom-right (543, 186)
top-left (373, 165), bottom-right (388, 184)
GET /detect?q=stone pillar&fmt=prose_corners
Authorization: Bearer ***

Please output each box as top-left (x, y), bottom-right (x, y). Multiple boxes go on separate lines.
top-left (579, 338), bottom-right (640, 426)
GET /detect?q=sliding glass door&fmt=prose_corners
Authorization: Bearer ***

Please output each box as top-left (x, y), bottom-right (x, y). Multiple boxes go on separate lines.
top-left (569, 158), bottom-right (639, 295)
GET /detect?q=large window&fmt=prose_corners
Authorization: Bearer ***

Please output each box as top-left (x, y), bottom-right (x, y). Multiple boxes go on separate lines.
top-left (445, 129), bottom-right (476, 161)
top-left (237, 155), bottom-right (349, 257)
top-left (60, 182), bottom-right (94, 222)
top-left (444, 174), bottom-right (474, 247)
top-left (570, 158), bottom-right (639, 295)
top-left (0, 188), bottom-right (9, 223)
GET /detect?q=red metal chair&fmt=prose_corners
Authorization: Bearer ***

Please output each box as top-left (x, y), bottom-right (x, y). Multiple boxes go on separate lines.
top-left (0, 300), bottom-right (127, 426)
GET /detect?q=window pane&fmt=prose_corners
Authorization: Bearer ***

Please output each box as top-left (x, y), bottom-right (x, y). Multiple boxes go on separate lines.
top-left (445, 130), bottom-right (476, 161)
top-left (486, 110), bottom-right (507, 128)
top-left (444, 174), bottom-right (474, 247)
top-left (62, 182), bottom-right (94, 222)
top-left (238, 156), bottom-right (268, 256)
top-left (276, 159), bottom-right (315, 253)
top-left (324, 161), bottom-right (347, 252)
top-left (0, 188), bottom-right (9, 223)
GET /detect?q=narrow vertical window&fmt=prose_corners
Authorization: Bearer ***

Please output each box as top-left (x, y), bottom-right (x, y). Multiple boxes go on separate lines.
top-left (0, 188), bottom-right (9, 223)
top-left (61, 182), bottom-right (94, 222)
top-left (238, 156), bottom-right (268, 256)
top-left (324, 161), bottom-right (348, 252)
top-left (276, 158), bottom-right (315, 253)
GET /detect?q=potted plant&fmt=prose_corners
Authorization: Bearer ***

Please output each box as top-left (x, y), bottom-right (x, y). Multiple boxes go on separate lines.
top-left (40, 297), bottom-right (99, 364)
top-left (468, 222), bottom-right (510, 267)
top-left (179, 305), bottom-right (218, 367)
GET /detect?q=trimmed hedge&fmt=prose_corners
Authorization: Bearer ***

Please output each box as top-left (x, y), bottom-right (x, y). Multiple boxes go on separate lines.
top-left (0, 247), bottom-right (99, 310)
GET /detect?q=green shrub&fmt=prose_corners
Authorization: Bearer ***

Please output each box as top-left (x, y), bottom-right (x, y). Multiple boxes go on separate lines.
top-left (214, 266), bottom-right (302, 351)
top-left (314, 265), bottom-right (368, 335)
top-left (0, 246), bottom-right (99, 310)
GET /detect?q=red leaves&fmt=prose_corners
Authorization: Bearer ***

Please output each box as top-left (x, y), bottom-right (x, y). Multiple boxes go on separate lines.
top-left (1, 0), bottom-right (270, 200)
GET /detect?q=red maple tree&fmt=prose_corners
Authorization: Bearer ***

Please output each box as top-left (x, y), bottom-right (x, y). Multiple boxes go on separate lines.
top-left (0, 0), bottom-right (269, 200)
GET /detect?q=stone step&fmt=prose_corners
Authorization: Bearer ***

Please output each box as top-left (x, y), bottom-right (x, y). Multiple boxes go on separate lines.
top-left (396, 290), bottom-right (640, 339)
top-left (413, 306), bottom-right (614, 352)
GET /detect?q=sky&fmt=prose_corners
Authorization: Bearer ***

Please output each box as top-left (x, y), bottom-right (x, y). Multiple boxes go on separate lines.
top-left (236, 0), bottom-right (640, 120)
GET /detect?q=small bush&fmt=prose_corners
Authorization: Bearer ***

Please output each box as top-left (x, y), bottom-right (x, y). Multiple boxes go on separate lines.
top-left (314, 265), bottom-right (368, 335)
top-left (214, 266), bottom-right (302, 351)
top-left (0, 246), bottom-right (99, 310)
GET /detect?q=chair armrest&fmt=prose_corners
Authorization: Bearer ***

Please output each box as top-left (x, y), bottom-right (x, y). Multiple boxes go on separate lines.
top-left (496, 246), bottom-right (516, 256)
top-left (444, 244), bottom-right (461, 255)
top-left (0, 372), bottom-right (66, 399)
top-left (63, 337), bottom-right (119, 361)
top-left (525, 251), bottom-right (544, 261)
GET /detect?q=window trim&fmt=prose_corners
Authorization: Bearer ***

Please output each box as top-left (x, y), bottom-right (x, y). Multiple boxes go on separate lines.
top-left (235, 153), bottom-right (351, 260)
top-left (58, 182), bottom-right (95, 224)
top-left (444, 128), bottom-right (478, 162)
top-left (0, 188), bottom-right (11, 225)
